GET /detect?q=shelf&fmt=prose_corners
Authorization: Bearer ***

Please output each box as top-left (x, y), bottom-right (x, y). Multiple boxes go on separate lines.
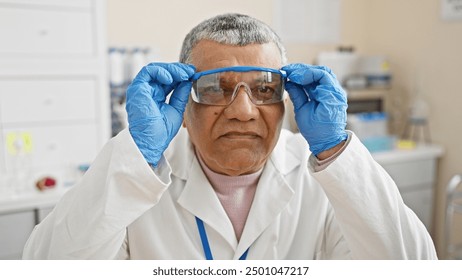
top-left (346, 88), bottom-right (391, 100)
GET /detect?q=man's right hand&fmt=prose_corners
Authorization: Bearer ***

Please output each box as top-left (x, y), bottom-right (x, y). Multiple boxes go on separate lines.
top-left (126, 62), bottom-right (195, 166)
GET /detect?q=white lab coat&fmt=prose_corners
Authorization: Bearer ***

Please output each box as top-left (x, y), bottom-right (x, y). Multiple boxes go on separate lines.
top-left (23, 128), bottom-right (437, 259)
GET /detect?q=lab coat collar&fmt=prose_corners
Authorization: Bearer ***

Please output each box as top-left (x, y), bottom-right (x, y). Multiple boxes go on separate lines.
top-left (177, 157), bottom-right (239, 250)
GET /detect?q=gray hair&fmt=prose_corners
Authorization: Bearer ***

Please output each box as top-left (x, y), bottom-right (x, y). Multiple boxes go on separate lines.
top-left (179, 13), bottom-right (287, 65)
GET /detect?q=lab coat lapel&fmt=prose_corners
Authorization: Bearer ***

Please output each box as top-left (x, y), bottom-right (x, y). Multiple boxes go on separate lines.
top-left (234, 158), bottom-right (294, 259)
top-left (176, 158), bottom-right (238, 250)
top-left (167, 128), bottom-right (238, 250)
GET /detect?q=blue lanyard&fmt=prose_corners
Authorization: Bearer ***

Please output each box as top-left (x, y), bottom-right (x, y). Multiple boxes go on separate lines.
top-left (195, 216), bottom-right (249, 260)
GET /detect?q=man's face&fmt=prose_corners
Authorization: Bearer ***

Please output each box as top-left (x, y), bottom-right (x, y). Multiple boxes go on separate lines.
top-left (183, 40), bottom-right (285, 176)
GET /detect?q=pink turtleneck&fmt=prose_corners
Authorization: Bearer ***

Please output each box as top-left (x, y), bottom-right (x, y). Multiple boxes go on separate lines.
top-left (196, 154), bottom-right (262, 241)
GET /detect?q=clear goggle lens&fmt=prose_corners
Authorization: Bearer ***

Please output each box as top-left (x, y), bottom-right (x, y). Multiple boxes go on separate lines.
top-left (191, 66), bottom-right (286, 106)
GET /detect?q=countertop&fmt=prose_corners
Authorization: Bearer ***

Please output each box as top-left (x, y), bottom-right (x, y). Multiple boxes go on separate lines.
top-left (0, 187), bottom-right (69, 215)
top-left (372, 144), bottom-right (444, 164)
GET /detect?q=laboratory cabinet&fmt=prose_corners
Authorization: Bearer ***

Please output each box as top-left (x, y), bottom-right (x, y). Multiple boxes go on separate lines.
top-left (0, 0), bottom-right (109, 259)
top-left (0, 190), bottom-right (60, 259)
top-left (0, 2), bottom-right (94, 55)
top-left (0, 208), bottom-right (54, 259)
top-left (0, 210), bottom-right (36, 259)
top-left (372, 145), bottom-right (444, 230)
top-left (0, 0), bottom-right (110, 192)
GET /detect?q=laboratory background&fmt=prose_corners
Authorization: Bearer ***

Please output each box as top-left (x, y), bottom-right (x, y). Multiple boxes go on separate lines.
top-left (0, 0), bottom-right (461, 260)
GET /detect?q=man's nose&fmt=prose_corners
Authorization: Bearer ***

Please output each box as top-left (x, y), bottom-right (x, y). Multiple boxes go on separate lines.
top-left (223, 84), bottom-right (259, 121)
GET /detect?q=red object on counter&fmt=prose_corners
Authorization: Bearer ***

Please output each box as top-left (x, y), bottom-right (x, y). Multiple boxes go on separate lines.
top-left (36, 176), bottom-right (56, 191)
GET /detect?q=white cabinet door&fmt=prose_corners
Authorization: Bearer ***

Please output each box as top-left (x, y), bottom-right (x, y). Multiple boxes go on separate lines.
top-left (0, 210), bottom-right (35, 259)
top-left (0, 132), bottom-right (5, 173)
top-left (2, 123), bottom-right (99, 170)
top-left (400, 186), bottom-right (433, 229)
top-left (0, 3), bottom-right (94, 56)
top-left (380, 159), bottom-right (436, 229)
top-left (0, 0), bottom-right (92, 8)
top-left (0, 79), bottom-right (96, 124)
top-left (381, 159), bottom-right (436, 190)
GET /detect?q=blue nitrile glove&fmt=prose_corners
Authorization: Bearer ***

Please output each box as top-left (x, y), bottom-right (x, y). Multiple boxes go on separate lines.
top-left (126, 62), bottom-right (195, 166)
top-left (282, 63), bottom-right (348, 156)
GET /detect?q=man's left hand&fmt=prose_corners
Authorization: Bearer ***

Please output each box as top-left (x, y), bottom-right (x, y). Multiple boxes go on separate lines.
top-left (282, 63), bottom-right (348, 157)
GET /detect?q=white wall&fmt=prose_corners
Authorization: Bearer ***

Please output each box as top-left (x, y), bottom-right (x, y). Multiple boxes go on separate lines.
top-left (107, 0), bottom-right (274, 62)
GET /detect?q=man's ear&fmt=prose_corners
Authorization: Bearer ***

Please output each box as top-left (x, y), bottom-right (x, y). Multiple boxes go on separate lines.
top-left (283, 90), bottom-right (289, 103)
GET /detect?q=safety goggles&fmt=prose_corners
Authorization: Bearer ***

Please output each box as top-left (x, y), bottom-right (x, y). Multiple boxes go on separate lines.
top-left (190, 66), bottom-right (287, 106)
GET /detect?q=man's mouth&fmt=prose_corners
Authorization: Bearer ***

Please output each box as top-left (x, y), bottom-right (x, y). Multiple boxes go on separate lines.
top-left (221, 131), bottom-right (260, 139)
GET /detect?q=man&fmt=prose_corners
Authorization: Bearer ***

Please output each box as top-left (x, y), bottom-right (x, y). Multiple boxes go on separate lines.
top-left (23, 13), bottom-right (437, 259)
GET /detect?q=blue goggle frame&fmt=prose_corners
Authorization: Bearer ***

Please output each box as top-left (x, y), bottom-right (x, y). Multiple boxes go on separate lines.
top-left (191, 66), bottom-right (287, 81)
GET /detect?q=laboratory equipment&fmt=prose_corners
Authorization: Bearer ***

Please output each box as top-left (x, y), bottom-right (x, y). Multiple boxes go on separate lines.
top-left (108, 47), bottom-right (154, 136)
top-left (316, 50), bottom-right (359, 86)
top-left (108, 47), bottom-right (128, 136)
top-left (445, 174), bottom-right (462, 259)
top-left (347, 112), bottom-right (395, 152)
top-left (402, 95), bottom-right (431, 143)
top-left (357, 55), bottom-right (391, 88)
top-left (316, 50), bottom-right (391, 89)
top-left (191, 66), bottom-right (286, 105)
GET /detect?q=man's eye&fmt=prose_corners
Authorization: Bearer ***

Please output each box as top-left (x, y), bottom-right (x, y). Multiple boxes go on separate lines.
top-left (254, 85), bottom-right (275, 96)
top-left (259, 86), bottom-right (273, 93)
top-left (201, 85), bottom-right (221, 94)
